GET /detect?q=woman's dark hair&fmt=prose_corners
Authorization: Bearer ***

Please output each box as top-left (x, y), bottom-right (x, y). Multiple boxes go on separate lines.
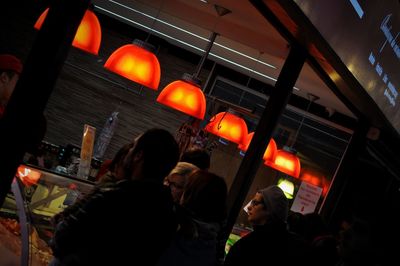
top-left (180, 148), bottom-right (210, 170)
top-left (134, 128), bottom-right (179, 181)
top-left (181, 170), bottom-right (227, 223)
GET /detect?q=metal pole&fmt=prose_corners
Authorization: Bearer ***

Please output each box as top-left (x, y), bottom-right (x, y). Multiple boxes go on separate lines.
top-left (225, 44), bottom-right (307, 237)
top-left (0, 0), bottom-right (90, 207)
top-left (193, 32), bottom-right (218, 78)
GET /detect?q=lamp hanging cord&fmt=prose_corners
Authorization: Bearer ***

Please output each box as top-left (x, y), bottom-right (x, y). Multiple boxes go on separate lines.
top-left (193, 4), bottom-right (231, 79)
top-left (291, 93), bottom-right (319, 147)
top-left (217, 111), bottom-right (228, 130)
top-left (145, 0), bottom-right (165, 43)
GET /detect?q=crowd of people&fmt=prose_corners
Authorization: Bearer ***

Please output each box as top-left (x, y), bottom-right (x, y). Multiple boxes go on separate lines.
top-left (47, 126), bottom-right (343, 266)
top-left (0, 53), bottom-right (374, 266)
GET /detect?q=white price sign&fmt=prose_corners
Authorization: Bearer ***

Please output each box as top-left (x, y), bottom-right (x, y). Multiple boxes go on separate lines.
top-left (290, 181), bottom-right (322, 214)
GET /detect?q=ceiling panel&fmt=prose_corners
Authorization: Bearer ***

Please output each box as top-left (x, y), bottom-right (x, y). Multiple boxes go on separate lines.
top-left (93, 0), bottom-right (354, 117)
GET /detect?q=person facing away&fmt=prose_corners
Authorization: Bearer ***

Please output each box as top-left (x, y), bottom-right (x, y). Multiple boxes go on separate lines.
top-left (52, 142), bottom-right (135, 225)
top-left (224, 185), bottom-right (309, 266)
top-left (163, 161), bottom-right (199, 203)
top-left (0, 54), bottom-right (23, 117)
top-left (180, 147), bottom-right (211, 171)
top-left (50, 128), bottom-right (180, 266)
top-left (302, 212), bottom-right (339, 266)
top-left (95, 142), bottom-right (134, 183)
top-left (157, 170), bottom-right (228, 266)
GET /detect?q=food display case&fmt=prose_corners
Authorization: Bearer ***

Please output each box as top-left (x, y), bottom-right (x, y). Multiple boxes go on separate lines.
top-left (0, 164), bottom-right (95, 266)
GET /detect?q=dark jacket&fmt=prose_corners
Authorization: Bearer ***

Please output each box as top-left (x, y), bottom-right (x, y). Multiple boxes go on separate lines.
top-left (224, 220), bottom-right (309, 266)
top-left (157, 206), bottom-right (221, 266)
top-left (50, 179), bottom-right (177, 266)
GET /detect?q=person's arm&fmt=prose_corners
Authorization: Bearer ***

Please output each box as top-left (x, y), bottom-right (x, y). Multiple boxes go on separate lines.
top-left (50, 187), bottom-right (113, 258)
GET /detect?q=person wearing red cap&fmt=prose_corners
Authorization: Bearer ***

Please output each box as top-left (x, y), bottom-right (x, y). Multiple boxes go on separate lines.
top-left (0, 54), bottom-right (23, 117)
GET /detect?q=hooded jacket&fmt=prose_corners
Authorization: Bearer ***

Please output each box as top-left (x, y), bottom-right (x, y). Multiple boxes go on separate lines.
top-left (224, 186), bottom-right (309, 266)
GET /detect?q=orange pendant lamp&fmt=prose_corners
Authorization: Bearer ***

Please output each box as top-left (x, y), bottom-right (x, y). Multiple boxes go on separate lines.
top-left (104, 39), bottom-right (160, 90)
top-left (205, 111), bottom-right (248, 145)
top-left (300, 170), bottom-right (329, 196)
top-left (238, 132), bottom-right (277, 160)
top-left (262, 138), bottom-right (278, 161)
top-left (238, 132), bottom-right (254, 151)
top-left (157, 32), bottom-right (217, 118)
top-left (34, 8), bottom-right (102, 55)
top-left (157, 74), bottom-right (206, 119)
top-left (265, 146), bottom-right (301, 178)
top-left (17, 165), bottom-right (42, 187)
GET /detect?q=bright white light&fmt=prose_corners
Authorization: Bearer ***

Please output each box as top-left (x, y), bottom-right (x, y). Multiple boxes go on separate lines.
top-left (95, 6), bottom-right (279, 83)
top-left (106, 0), bottom-right (276, 69)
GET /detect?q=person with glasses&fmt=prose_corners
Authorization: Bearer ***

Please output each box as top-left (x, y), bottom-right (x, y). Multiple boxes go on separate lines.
top-left (164, 162), bottom-right (199, 203)
top-left (224, 185), bottom-right (309, 266)
top-left (158, 170), bottom-right (227, 266)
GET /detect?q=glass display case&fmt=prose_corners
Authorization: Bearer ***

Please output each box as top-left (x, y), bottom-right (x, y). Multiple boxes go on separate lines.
top-left (0, 164), bottom-right (95, 266)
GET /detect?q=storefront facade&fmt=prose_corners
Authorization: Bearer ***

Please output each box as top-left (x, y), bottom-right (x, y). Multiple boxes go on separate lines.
top-left (1, 0), bottom-right (400, 264)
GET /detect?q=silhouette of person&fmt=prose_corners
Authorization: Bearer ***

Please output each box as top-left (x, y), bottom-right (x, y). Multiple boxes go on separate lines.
top-left (158, 170), bottom-right (227, 266)
top-left (224, 185), bottom-right (309, 266)
top-left (0, 54), bottom-right (22, 117)
top-left (180, 147), bottom-right (211, 171)
top-left (50, 128), bottom-right (180, 266)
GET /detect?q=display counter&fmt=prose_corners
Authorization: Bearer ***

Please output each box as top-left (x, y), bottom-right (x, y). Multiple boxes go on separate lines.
top-left (0, 164), bottom-right (95, 265)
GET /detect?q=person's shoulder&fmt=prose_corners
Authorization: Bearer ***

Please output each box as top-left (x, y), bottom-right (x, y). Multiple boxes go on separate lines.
top-left (117, 179), bottom-right (165, 191)
top-left (115, 180), bottom-right (172, 201)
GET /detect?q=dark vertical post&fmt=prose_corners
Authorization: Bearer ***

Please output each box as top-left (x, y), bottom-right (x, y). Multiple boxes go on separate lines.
top-left (0, 0), bottom-right (90, 207)
top-left (225, 44), bottom-right (307, 235)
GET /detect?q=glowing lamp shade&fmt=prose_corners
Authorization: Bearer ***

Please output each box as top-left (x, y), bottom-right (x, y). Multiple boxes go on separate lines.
top-left (34, 9), bottom-right (102, 55)
top-left (16, 166), bottom-right (41, 187)
top-left (238, 132), bottom-right (277, 160)
top-left (301, 171), bottom-right (329, 196)
top-left (205, 112), bottom-right (248, 145)
top-left (265, 149), bottom-right (301, 178)
top-left (157, 75), bottom-right (206, 119)
top-left (238, 132), bottom-right (254, 151)
top-left (301, 172), bottom-right (321, 187)
top-left (277, 178), bottom-right (295, 199)
top-left (104, 40), bottom-right (160, 90)
top-left (262, 138), bottom-right (277, 161)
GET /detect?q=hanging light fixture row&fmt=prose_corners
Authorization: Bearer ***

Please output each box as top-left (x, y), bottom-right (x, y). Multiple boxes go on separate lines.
top-left (35, 7), bottom-right (161, 90)
top-left (34, 7), bottom-right (302, 178)
top-left (237, 131), bottom-right (300, 178)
